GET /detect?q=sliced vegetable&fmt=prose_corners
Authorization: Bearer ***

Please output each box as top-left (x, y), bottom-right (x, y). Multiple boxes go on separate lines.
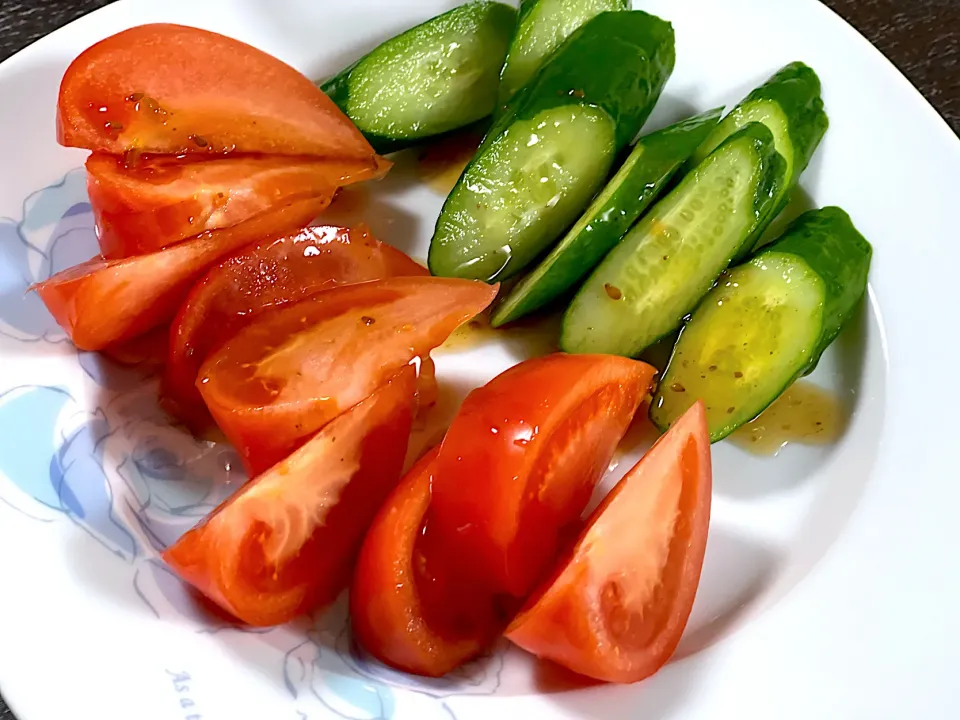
top-left (58, 23), bottom-right (376, 160)
top-left (492, 108), bottom-right (723, 326)
top-left (561, 122), bottom-right (787, 358)
top-left (87, 153), bottom-right (390, 259)
top-left (430, 353), bottom-right (656, 598)
top-left (351, 448), bottom-right (501, 677)
top-left (198, 277), bottom-right (497, 475)
top-left (689, 62), bottom-right (828, 245)
top-left (163, 224), bottom-right (425, 429)
top-left (506, 401), bottom-right (711, 684)
top-left (651, 207), bottom-right (872, 441)
top-left (32, 197), bottom-right (329, 351)
top-left (163, 368), bottom-right (416, 626)
top-left (498, 0), bottom-right (628, 105)
top-left (429, 10), bottom-right (675, 283)
top-left (322, 1), bottom-right (517, 153)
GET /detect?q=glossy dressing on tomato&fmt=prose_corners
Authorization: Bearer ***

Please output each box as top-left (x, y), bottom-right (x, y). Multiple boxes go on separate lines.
top-left (58, 24), bottom-right (376, 159)
top-left (163, 224), bottom-right (425, 428)
top-left (197, 277), bottom-right (497, 474)
top-left (88, 153), bottom-right (388, 258)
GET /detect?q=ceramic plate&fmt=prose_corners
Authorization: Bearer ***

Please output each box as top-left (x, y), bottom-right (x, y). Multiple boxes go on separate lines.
top-left (1, 1), bottom-right (958, 718)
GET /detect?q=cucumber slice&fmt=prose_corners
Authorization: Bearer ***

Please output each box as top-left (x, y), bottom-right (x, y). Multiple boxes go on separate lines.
top-left (560, 122), bottom-right (786, 357)
top-left (321, 1), bottom-right (517, 153)
top-left (498, 0), bottom-right (629, 105)
top-left (650, 207), bottom-right (872, 441)
top-left (689, 62), bottom-right (828, 244)
top-left (491, 107), bottom-right (723, 327)
top-left (429, 10), bottom-right (675, 283)
top-left (431, 105), bottom-right (616, 282)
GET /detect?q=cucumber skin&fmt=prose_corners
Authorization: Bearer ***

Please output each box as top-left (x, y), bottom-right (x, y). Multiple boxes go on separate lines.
top-left (764, 206), bottom-right (872, 366)
top-left (694, 62), bottom-right (828, 179)
top-left (491, 107), bottom-right (724, 327)
top-left (559, 121), bottom-right (788, 358)
top-left (321, 1), bottom-right (518, 154)
top-left (481, 10), bottom-right (675, 154)
top-left (429, 10), bottom-right (676, 281)
top-left (752, 62), bottom-right (829, 182)
top-left (650, 206), bottom-right (872, 439)
top-left (498, 0), bottom-right (630, 105)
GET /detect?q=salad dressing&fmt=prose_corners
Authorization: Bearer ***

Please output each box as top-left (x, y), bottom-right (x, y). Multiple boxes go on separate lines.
top-left (417, 129), bottom-right (484, 195)
top-left (439, 309), bottom-right (561, 356)
top-left (728, 380), bottom-right (846, 455)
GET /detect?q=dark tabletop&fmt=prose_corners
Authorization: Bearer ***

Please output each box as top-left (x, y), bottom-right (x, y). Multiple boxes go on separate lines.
top-left (0, 0), bottom-right (957, 718)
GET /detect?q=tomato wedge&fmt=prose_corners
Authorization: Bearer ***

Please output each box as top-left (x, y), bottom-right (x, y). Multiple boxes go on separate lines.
top-left (162, 223), bottom-right (425, 428)
top-left (351, 448), bottom-right (498, 677)
top-left (163, 367), bottom-right (416, 626)
top-left (198, 277), bottom-right (497, 476)
top-left (32, 197), bottom-right (328, 351)
top-left (58, 23), bottom-right (374, 160)
top-left (430, 354), bottom-right (656, 599)
top-left (87, 153), bottom-right (391, 259)
top-left (506, 402), bottom-right (712, 684)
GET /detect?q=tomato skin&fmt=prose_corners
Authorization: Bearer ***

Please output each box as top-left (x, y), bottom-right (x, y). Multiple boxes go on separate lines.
top-left (197, 277), bottom-right (497, 476)
top-left (162, 224), bottom-right (426, 429)
top-left (87, 153), bottom-right (391, 259)
top-left (32, 197), bottom-right (328, 351)
top-left (163, 367), bottom-right (416, 627)
top-left (506, 402), bottom-right (712, 684)
top-left (351, 448), bottom-right (491, 677)
top-left (58, 24), bottom-right (374, 160)
top-left (430, 354), bottom-right (656, 599)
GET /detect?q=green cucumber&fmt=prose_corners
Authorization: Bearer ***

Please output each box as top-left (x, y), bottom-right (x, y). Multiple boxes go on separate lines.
top-left (689, 62), bottom-right (828, 245)
top-left (491, 107), bottom-right (723, 327)
top-left (429, 10), bottom-right (675, 283)
top-left (650, 207), bottom-right (872, 441)
top-left (321, 1), bottom-right (517, 153)
top-left (560, 122), bottom-right (787, 357)
top-left (498, 0), bottom-right (629, 105)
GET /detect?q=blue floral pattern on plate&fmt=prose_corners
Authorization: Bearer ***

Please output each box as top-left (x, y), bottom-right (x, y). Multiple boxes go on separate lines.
top-left (0, 170), bottom-right (505, 719)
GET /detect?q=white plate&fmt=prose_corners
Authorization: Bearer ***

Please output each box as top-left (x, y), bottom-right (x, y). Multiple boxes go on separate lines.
top-left (1, 1), bottom-right (958, 718)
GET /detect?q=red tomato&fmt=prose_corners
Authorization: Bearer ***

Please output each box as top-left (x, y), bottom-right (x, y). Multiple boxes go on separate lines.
top-left (351, 448), bottom-right (498, 677)
top-left (162, 223), bottom-right (426, 429)
top-left (32, 196), bottom-right (328, 351)
top-left (163, 367), bottom-right (417, 626)
top-left (506, 401), bottom-right (712, 684)
top-left (58, 24), bottom-right (374, 160)
top-left (87, 153), bottom-right (391, 259)
top-left (430, 354), bottom-right (656, 599)
top-left (197, 277), bottom-right (497, 476)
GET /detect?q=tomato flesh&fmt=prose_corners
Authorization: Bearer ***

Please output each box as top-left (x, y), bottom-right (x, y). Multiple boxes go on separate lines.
top-left (33, 197), bottom-right (328, 351)
top-left (163, 224), bottom-right (426, 429)
top-left (163, 367), bottom-right (416, 626)
top-left (430, 354), bottom-right (656, 599)
top-left (506, 402), bottom-right (712, 684)
top-left (197, 277), bottom-right (497, 476)
top-left (87, 153), bottom-right (390, 259)
top-left (351, 448), bottom-right (498, 677)
top-left (58, 23), bottom-right (374, 160)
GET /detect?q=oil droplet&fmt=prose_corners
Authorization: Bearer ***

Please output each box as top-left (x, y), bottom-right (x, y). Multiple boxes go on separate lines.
top-left (418, 128), bottom-right (484, 195)
top-left (729, 381), bottom-right (846, 456)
